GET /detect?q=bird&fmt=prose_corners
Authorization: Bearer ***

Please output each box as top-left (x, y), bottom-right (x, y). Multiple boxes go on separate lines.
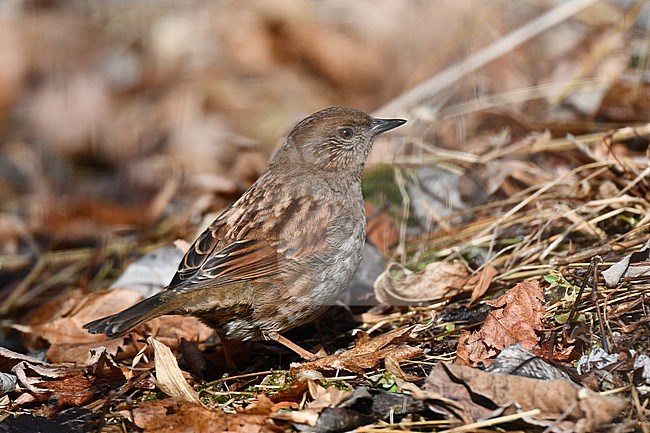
top-left (84, 107), bottom-right (406, 359)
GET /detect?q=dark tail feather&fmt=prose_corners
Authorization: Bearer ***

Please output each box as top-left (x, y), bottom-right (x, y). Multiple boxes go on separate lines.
top-left (83, 291), bottom-right (174, 338)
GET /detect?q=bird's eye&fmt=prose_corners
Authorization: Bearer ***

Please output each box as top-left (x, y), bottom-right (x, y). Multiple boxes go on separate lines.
top-left (338, 127), bottom-right (354, 140)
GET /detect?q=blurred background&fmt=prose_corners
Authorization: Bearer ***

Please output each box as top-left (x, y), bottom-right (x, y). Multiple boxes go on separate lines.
top-left (0, 0), bottom-right (648, 272)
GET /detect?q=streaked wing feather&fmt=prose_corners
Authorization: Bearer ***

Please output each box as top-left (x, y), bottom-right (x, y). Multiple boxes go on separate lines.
top-left (197, 239), bottom-right (282, 281)
top-left (168, 225), bottom-right (222, 287)
top-left (169, 226), bottom-right (283, 290)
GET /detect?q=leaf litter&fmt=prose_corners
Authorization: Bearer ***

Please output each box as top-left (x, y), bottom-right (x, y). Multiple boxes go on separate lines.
top-left (0, 2), bottom-right (649, 432)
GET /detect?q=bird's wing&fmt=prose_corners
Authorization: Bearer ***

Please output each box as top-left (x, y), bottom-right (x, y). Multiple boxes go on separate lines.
top-left (167, 219), bottom-right (284, 290)
top-left (193, 238), bottom-right (283, 282)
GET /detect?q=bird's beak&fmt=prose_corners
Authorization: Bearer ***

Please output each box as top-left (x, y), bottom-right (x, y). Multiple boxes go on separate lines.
top-left (370, 117), bottom-right (407, 136)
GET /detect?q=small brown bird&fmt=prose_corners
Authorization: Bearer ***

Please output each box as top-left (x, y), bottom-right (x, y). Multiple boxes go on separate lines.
top-left (84, 107), bottom-right (406, 357)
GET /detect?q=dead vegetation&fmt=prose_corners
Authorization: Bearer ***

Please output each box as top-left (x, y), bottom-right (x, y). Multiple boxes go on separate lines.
top-left (0, 1), bottom-right (648, 432)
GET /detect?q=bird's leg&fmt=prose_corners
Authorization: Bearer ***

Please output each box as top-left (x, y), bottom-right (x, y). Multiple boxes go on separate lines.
top-left (263, 331), bottom-right (315, 360)
top-left (215, 330), bottom-right (237, 370)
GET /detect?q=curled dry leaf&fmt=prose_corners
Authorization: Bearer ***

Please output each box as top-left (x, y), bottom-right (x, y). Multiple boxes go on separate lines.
top-left (421, 363), bottom-right (628, 433)
top-left (0, 347), bottom-right (66, 397)
top-left (602, 238), bottom-right (650, 288)
top-left (486, 344), bottom-right (572, 381)
top-left (457, 281), bottom-right (546, 366)
top-left (306, 380), bottom-right (350, 411)
top-left (374, 261), bottom-right (471, 306)
top-left (132, 395), bottom-right (279, 433)
top-left (86, 347), bottom-right (126, 384)
top-left (0, 346), bottom-right (49, 372)
top-left (0, 373), bottom-right (17, 396)
top-left (2, 346), bottom-right (126, 407)
top-left (468, 263), bottom-right (498, 306)
top-left (148, 337), bottom-right (201, 406)
top-left (291, 327), bottom-right (421, 375)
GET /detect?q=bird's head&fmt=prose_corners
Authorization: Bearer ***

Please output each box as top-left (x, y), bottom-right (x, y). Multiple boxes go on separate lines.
top-left (273, 107), bottom-right (406, 179)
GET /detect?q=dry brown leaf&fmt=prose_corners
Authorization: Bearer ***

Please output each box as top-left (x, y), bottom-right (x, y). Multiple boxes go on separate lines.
top-left (468, 264), bottom-right (498, 306)
top-left (456, 281), bottom-right (546, 366)
top-left (385, 355), bottom-right (420, 382)
top-left (275, 409), bottom-right (319, 427)
top-left (46, 339), bottom-right (134, 365)
top-left (14, 286), bottom-right (212, 364)
top-left (86, 347), bottom-right (126, 384)
top-left (306, 380), bottom-right (350, 411)
top-left (291, 327), bottom-right (421, 374)
top-left (132, 395), bottom-right (279, 433)
top-left (421, 363), bottom-right (628, 433)
top-left (455, 331), bottom-right (497, 367)
top-left (148, 337), bottom-right (201, 405)
top-left (150, 315), bottom-right (214, 349)
top-left (269, 379), bottom-right (310, 404)
top-left (374, 261), bottom-right (471, 306)
top-left (602, 238), bottom-right (650, 288)
top-left (4, 346), bottom-right (127, 407)
top-left (0, 346), bottom-right (49, 372)
top-left (1, 347), bottom-right (68, 401)
top-left (15, 288), bottom-right (143, 352)
top-left (37, 371), bottom-right (97, 407)
top-left (482, 281), bottom-right (545, 351)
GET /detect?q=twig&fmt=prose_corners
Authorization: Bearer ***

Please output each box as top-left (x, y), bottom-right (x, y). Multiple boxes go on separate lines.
top-left (437, 408), bottom-right (542, 433)
top-left (566, 258), bottom-right (596, 334)
top-left (590, 256), bottom-right (611, 352)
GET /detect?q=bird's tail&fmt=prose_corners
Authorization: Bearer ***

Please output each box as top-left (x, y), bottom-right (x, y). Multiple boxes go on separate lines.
top-left (83, 291), bottom-right (175, 338)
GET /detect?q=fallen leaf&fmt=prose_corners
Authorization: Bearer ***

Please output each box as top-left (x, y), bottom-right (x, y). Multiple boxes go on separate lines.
top-left (306, 380), bottom-right (350, 411)
top-left (0, 346), bottom-right (49, 371)
top-left (384, 355), bottom-right (420, 382)
top-left (132, 395), bottom-right (279, 433)
top-left (455, 331), bottom-right (497, 367)
top-left (2, 346), bottom-right (126, 407)
top-left (38, 371), bottom-right (96, 407)
top-left (14, 288), bottom-right (143, 352)
top-left (420, 362), bottom-right (628, 433)
top-left (485, 343), bottom-right (572, 381)
top-left (468, 264), bottom-right (497, 306)
top-left (281, 387), bottom-right (423, 433)
top-left (148, 337), bottom-right (201, 405)
top-left (602, 238), bottom-right (650, 288)
top-left (291, 327), bottom-right (421, 374)
top-left (86, 347), bottom-right (126, 384)
top-left (456, 281), bottom-right (546, 366)
top-left (0, 348), bottom-right (67, 398)
top-left (482, 280), bottom-right (545, 351)
top-left (14, 286), bottom-right (212, 364)
top-left (374, 261), bottom-right (471, 306)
